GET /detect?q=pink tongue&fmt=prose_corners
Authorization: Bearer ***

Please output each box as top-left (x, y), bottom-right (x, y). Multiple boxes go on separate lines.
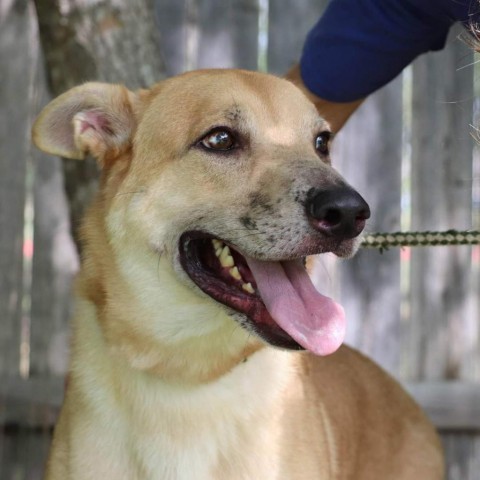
top-left (246, 258), bottom-right (345, 356)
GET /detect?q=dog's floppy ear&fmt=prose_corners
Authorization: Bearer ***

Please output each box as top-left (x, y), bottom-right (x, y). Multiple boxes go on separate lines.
top-left (32, 82), bottom-right (138, 166)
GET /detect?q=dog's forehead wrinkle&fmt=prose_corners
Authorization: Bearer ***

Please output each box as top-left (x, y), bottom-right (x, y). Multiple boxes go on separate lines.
top-left (225, 104), bottom-right (244, 122)
top-left (187, 107), bottom-right (253, 147)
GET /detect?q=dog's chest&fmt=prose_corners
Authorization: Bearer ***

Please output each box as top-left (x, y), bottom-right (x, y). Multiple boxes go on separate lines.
top-left (132, 422), bottom-right (279, 480)
top-left (127, 350), bottom-right (292, 480)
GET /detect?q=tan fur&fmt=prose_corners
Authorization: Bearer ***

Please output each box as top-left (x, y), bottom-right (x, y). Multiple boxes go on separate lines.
top-left (32, 69), bottom-right (444, 479)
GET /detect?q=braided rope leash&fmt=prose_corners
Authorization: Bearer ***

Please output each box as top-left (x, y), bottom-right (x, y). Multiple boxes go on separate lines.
top-left (361, 230), bottom-right (480, 251)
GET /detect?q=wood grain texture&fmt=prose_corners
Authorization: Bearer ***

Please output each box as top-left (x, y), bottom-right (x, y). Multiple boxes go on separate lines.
top-left (0, 0), bottom-right (31, 378)
top-left (267, 0), bottom-right (327, 74)
top-left (409, 27), bottom-right (476, 381)
top-left (409, 26), bottom-right (478, 479)
top-left (196, 0), bottom-right (259, 70)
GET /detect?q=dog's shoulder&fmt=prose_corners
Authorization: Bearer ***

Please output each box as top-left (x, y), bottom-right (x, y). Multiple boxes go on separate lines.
top-left (299, 345), bottom-right (434, 432)
top-left (294, 347), bottom-right (444, 479)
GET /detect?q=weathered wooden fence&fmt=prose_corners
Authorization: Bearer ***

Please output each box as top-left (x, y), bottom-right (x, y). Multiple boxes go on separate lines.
top-left (1, 0), bottom-right (479, 478)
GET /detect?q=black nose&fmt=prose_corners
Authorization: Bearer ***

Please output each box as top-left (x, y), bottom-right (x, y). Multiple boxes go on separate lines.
top-left (306, 186), bottom-right (371, 239)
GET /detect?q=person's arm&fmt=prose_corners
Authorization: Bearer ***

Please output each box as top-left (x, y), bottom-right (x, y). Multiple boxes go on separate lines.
top-left (287, 0), bottom-right (466, 131)
top-left (285, 64), bottom-right (363, 132)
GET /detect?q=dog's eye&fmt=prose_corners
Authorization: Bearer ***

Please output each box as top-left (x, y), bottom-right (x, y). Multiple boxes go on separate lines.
top-left (315, 132), bottom-right (331, 156)
top-left (200, 129), bottom-right (236, 151)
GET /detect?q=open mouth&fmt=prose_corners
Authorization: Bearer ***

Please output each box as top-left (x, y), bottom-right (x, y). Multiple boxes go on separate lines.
top-left (179, 231), bottom-right (346, 356)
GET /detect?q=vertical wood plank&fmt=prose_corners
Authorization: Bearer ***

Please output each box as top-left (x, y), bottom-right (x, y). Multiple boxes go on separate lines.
top-left (335, 78), bottom-right (403, 375)
top-left (267, 0), bottom-right (327, 74)
top-left (409, 29), bottom-right (475, 381)
top-left (0, 0), bottom-right (30, 377)
top-left (1, 1), bottom-right (61, 477)
top-left (155, 0), bottom-right (189, 75)
top-left (156, 0), bottom-right (259, 74)
top-left (196, 0), bottom-right (259, 70)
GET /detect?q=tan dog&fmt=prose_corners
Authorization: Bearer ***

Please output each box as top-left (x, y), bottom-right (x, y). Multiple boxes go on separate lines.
top-left (33, 69), bottom-right (443, 479)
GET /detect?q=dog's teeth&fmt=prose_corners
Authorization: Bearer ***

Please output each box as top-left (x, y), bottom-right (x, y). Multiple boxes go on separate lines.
top-left (212, 239), bottom-right (224, 257)
top-left (212, 239), bottom-right (223, 250)
top-left (229, 266), bottom-right (242, 281)
top-left (220, 246), bottom-right (234, 267)
top-left (242, 282), bottom-right (255, 294)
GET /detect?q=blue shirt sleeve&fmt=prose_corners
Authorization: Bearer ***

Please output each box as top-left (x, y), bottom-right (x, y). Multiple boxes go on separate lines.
top-left (300, 0), bottom-right (476, 102)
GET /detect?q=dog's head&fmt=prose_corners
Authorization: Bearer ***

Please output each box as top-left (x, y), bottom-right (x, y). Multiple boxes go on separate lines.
top-left (33, 70), bottom-right (369, 374)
